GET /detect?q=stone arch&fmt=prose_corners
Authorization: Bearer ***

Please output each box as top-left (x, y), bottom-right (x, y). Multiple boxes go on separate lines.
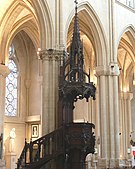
top-left (117, 25), bottom-right (135, 50)
top-left (0, 0), bottom-right (37, 63)
top-left (65, 1), bottom-right (108, 66)
top-left (117, 25), bottom-right (135, 92)
top-left (117, 25), bottom-right (135, 157)
top-left (31, 0), bottom-right (54, 49)
top-left (0, 0), bottom-right (53, 64)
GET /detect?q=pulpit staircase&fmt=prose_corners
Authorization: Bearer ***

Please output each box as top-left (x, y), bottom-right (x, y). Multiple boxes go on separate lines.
top-left (16, 123), bottom-right (95, 169)
top-left (16, 127), bottom-right (64, 169)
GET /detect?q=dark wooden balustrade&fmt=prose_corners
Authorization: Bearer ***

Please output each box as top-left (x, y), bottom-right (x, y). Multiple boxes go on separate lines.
top-left (17, 123), bottom-right (95, 169)
top-left (16, 127), bottom-right (64, 169)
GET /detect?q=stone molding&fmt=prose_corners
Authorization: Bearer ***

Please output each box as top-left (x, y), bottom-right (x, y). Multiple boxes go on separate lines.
top-left (0, 64), bottom-right (10, 78)
top-left (25, 79), bottom-right (31, 89)
top-left (37, 76), bottom-right (43, 85)
top-left (98, 158), bottom-right (120, 168)
top-left (95, 63), bottom-right (120, 77)
top-left (39, 49), bottom-right (63, 61)
top-left (119, 92), bottom-right (133, 100)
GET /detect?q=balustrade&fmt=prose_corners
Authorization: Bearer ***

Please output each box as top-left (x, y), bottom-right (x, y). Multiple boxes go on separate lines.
top-left (16, 127), bottom-right (64, 169)
top-left (16, 123), bottom-right (95, 169)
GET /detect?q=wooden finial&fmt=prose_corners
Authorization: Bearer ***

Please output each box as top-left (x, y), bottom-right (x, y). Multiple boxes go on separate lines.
top-left (74, 0), bottom-right (78, 5)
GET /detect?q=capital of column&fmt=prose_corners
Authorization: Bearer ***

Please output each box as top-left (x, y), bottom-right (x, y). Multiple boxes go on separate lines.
top-left (95, 63), bottom-right (120, 77)
top-left (39, 49), bottom-right (63, 61)
top-left (0, 64), bottom-right (10, 78)
top-left (119, 92), bottom-right (133, 100)
top-left (25, 79), bottom-right (31, 89)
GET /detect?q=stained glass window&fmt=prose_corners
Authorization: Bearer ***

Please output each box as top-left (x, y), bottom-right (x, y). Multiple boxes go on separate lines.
top-left (5, 45), bottom-right (18, 116)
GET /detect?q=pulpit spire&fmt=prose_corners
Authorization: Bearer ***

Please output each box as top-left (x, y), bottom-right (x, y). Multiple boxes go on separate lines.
top-left (59, 0), bottom-right (96, 125)
top-left (69, 0), bottom-right (84, 82)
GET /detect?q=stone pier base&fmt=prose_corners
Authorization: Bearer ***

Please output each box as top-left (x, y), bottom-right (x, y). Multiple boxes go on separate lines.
top-left (96, 158), bottom-right (132, 169)
top-left (5, 153), bottom-right (17, 169)
top-left (0, 160), bottom-right (6, 169)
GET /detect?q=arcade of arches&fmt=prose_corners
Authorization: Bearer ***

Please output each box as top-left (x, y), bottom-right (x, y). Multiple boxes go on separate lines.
top-left (0, 0), bottom-right (135, 168)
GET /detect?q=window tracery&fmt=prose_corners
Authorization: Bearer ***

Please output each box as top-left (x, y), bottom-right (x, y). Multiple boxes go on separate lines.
top-left (5, 45), bottom-right (18, 116)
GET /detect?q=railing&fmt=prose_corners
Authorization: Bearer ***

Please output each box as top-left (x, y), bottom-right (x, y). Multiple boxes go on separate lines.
top-left (17, 123), bottom-right (95, 169)
top-left (16, 127), bottom-right (64, 169)
top-left (116, 0), bottom-right (135, 9)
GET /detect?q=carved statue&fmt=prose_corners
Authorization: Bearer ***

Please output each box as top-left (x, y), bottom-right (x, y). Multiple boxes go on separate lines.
top-left (9, 128), bottom-right (16, 153)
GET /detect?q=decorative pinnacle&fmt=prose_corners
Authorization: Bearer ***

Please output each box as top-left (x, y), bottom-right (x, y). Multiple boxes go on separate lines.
top-left (74, 0), bottom-right (78, 12)
top-left (74, 0), bottom-right (78, 5)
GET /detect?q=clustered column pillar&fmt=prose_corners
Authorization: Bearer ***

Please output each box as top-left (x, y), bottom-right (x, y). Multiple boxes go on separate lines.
top-left (40, 49), bottom-right (63, 135)
top-left (0, 64), bottom-right (10, 168)
top-left (119, 92), bottom-right (133, 160)
top-left (96, 63), bottom-right (120, 168)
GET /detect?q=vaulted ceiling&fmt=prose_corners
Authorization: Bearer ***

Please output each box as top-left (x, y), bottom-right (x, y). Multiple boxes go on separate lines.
top-left (118, 33), bottom-right (135, 92)
top-left (0, 0), bottom-right (39, 63)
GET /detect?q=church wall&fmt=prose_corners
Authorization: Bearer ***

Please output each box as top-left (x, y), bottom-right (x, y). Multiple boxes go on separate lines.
top-left (3, 34), bottom-right (28, 162)
top-left (46, 0), bottom-right (135, 58)
top-left (45, 0), bottom-right (56, 32)
top-left (46, 0), bottom-right (110, 50)
top-left (28, 42), bottom-right (41, 116)
top-left (4, 122), bottom-right (25, 159)
top-left (115, 2), bottom-right (135, 47)
top-left (11, 32), bottom-right (41, 117)
top-left (3, 31), bottom-right (42, 160)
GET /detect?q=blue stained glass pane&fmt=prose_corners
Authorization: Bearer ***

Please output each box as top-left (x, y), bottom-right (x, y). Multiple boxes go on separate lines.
top-left (8, 62), bottom-right (15, 70)
top-left (8, 73), bottom-right (14, 81)
top-left (12, 99), bottom-right (17, 108)
top-left (7, 83), bottom-right (14, 92)
top-left (6, 104), bottom-right (14, 113)
top-left (7, 94), bottom-right (14, 102)
top-left (12, 89), bottom-right (17, 96)
top-left (12, 79), bottom-right (17, 87)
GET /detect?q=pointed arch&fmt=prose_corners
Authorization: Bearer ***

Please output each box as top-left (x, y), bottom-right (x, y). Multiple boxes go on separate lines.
top-left (0, 0), bottom-right (54, 64)
top-left (117, 25), bottom-right (135, 92)
top-left (117, 24), bottom-right (135, 52)
top-left (0, 0), bottom-right (38, 63)
top-left (31, 0), bottom-right (54, 49)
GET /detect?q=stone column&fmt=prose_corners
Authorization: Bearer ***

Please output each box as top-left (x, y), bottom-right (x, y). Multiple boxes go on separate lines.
top-left (0, 64), bottom-right (10, 169)
top-left (40, 49), bottom-right (63, 135)
top-left (55, 0), bottom-right (64, 49)
top-left (96, 63), bottom-right (120, 168)
top-left (119, 92), bottom-right (133, 161)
